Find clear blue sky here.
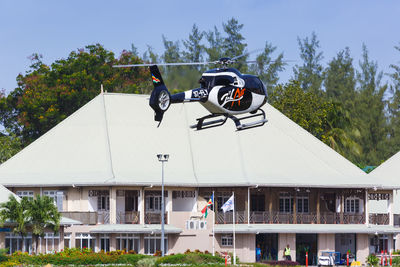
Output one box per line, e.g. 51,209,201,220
1,0,399,93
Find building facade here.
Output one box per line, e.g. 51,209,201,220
0,93,399,263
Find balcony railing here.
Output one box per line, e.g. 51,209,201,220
369,213,389,225
60,211,110,225
216,211,365,224
145,212,168,224
117,211,140,224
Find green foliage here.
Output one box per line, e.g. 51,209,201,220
0,44,150,145
366,254,379,265
155,252,224,266
0,248,9,262
0,131,22,163
0,195,30,252
9,248,149,265
138,257,157,267
293,32,324,93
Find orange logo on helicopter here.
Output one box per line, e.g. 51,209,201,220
231,88,246,107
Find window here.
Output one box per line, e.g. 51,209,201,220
64,233,71,249
145,192,167,212
5,233,32,254
217,192,231,211
297,195,309,213
100,234,110,252
144,235,167,255
125,191,139,212
16,191,34,200
116,234,140,252
75,233,96,251
221,234,233,246
44,191,64,211
98,195,110,211
279,192,293,213
44,233,60,253
345,197,360,213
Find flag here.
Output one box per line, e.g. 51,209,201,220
221,195,234,213
201,193,214,218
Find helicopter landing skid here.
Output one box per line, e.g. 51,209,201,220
228,109,268,131
191,109,267,131
190,114,228,130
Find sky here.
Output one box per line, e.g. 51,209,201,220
1,0,400,93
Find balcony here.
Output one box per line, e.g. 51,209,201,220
145,212,168,224
60,211,109,225
369,213,389,225
117,211,140,224
216,211,365,224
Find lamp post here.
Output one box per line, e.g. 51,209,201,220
157,154,169,257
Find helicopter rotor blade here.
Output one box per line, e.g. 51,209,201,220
113,61,214,68
230,48,264,62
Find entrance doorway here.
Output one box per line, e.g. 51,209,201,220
296,234,317,265
256,233,278,261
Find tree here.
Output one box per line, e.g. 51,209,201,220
28,195,60,254
353,44,387,166
222,18,248,72
0,195,30,252
205,26,224,62
0,131,22,164
387,43,400,156
0,44,150,145
183,24,205,64
269,80,359,158
293,32,324,93
249,41,285,95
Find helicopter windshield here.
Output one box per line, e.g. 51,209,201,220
199,76,214,89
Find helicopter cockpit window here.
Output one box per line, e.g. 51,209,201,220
214,75,234,86
199,76,214,89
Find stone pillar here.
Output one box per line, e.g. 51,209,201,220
388,234,393,253
356,234,369,263
317,233,335,257
59,227,65,252
139,188,145,224
109,187,117,224
269,189,273,223
110,233,117,251
278,233,296,261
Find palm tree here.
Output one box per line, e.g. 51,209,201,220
0,195,30,252
28,195,60,254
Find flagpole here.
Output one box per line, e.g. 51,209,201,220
233,191,236,265
212,191,215,256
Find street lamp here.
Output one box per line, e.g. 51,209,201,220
157,154,169,257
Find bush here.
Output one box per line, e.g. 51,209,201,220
261,260,301,266
137,257,157,267
0,248,9,262
156,252,224,266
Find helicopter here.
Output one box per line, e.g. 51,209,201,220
114,55,268,131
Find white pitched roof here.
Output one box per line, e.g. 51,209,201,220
369,151,400,189
0,93,376,188
0,184,18,203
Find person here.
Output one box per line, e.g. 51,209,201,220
284,244,292,261
256,244,262,262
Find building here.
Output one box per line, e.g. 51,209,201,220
0,93,398,263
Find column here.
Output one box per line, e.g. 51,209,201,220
110,233,117,251
388,234,393,253
139,188,145,224
293,192,297,224
166,189,172,224
269,189,273,223
246,187,249,225
109,187,117,224
365,190,369,224
340,194,344,224
317,191,321,224
356,234,369,263
59,227,65,252
389,192,394,226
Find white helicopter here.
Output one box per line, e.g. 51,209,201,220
114,55,268,130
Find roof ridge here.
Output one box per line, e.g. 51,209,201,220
101,93,116,183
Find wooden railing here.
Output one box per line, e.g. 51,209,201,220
216,211,365,224
117,211,140,224
144,212,168,224
60,211,109,225
369,213,389,225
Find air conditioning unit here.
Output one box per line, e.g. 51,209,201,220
186,220,197,230
198,221,207,230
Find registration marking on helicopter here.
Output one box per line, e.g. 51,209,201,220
193,89,208,98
